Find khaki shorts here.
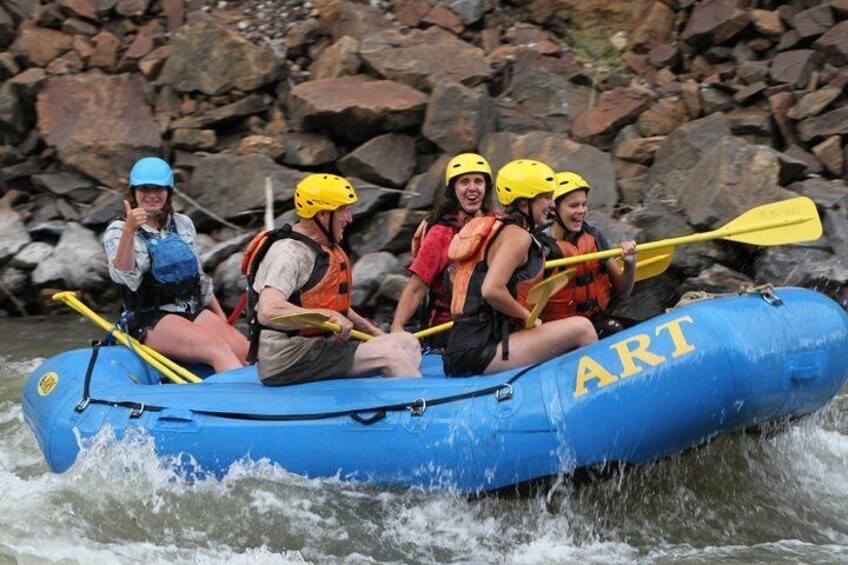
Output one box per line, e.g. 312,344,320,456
260,338,360,386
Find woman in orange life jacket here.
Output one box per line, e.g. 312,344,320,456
443,159,598,377
252,174,422,386
390,153,496,350
536,172,637,338
103,157,248,373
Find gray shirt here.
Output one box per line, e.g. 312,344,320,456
103,213,213,314
252,237,323,380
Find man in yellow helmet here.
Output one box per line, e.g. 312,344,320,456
535,171,636,337
249,174,422,385
391,153,496,350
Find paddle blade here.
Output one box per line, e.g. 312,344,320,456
270,311,333,328
268,312,373,341
527,267,575,306
720,197,822,246
632,246,674,281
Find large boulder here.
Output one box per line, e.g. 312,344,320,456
158,12,283,95
185,153,301,219
36,73,161,188
288,75,428,143
679,137,795,229
358,27,492,91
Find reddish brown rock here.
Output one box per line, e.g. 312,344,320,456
394,0,430,27
749,9,784,37
58,0,98,21
614,136,665,164
680,136,793,229
628,1,675,53
680,79,702,119
815,20,848,66
423,6,464,35
9,23,73,67
311,35,360,80
681,0,749,46
36,73,161,187
318,1,394,41
288,75,428,143
648,44,678,69
798,107,848,143
236,134,285,160
138,45,170,80
791,5,834,40
733,82,767,105
422,81,494,154
115,0,149,17
770,49,818,88
158,13,282,95
768,91,797,146
172,128,216,151
636,97,687,137
160,0,185,32
787,86,842,120
88,30,120,70
812,135,844,176
338,133,417,188
571,87,652,148
359,27,491,91
726,108,773,139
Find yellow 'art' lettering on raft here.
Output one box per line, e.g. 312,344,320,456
655,315,696,357
573,316,697,398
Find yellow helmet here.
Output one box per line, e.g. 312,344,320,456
444,153,492,186
494,159,557,206
553,171,590,202
294,174,358,219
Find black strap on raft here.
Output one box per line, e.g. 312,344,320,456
75,340,102,412
76,362,540,424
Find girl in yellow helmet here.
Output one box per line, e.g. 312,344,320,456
391,153,496,349
536,172,636,337
250,173,422,385
443,160,597,377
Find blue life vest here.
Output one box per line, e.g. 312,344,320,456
123,217,202,314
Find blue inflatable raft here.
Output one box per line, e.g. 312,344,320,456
22,288,848,493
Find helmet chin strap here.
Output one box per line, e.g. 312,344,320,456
313,211,336,246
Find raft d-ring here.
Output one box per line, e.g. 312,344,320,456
74,398,90,413
761,288,783,307
409,398,427,417
496,384,514,402
130,403,145,419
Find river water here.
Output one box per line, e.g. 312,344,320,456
1,315,846,564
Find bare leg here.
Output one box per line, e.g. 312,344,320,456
145,314,244,373
349,333,422,378
194,310,249,364
485,316,597,374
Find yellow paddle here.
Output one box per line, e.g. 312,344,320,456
53,291,202,384
545,197,822,270
525,250,674,328
269,313,456,341
269,312,375,341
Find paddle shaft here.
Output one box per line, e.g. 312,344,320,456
53,292,202,384
545,215,812,270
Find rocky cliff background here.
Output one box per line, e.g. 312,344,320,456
1,0,847,324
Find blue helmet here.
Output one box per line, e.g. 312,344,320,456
129,157,174,188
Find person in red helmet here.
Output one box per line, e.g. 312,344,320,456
391,153,497,350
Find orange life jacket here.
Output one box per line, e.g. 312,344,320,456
448,215,543,322
539,228,611,321
243,224,352,363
